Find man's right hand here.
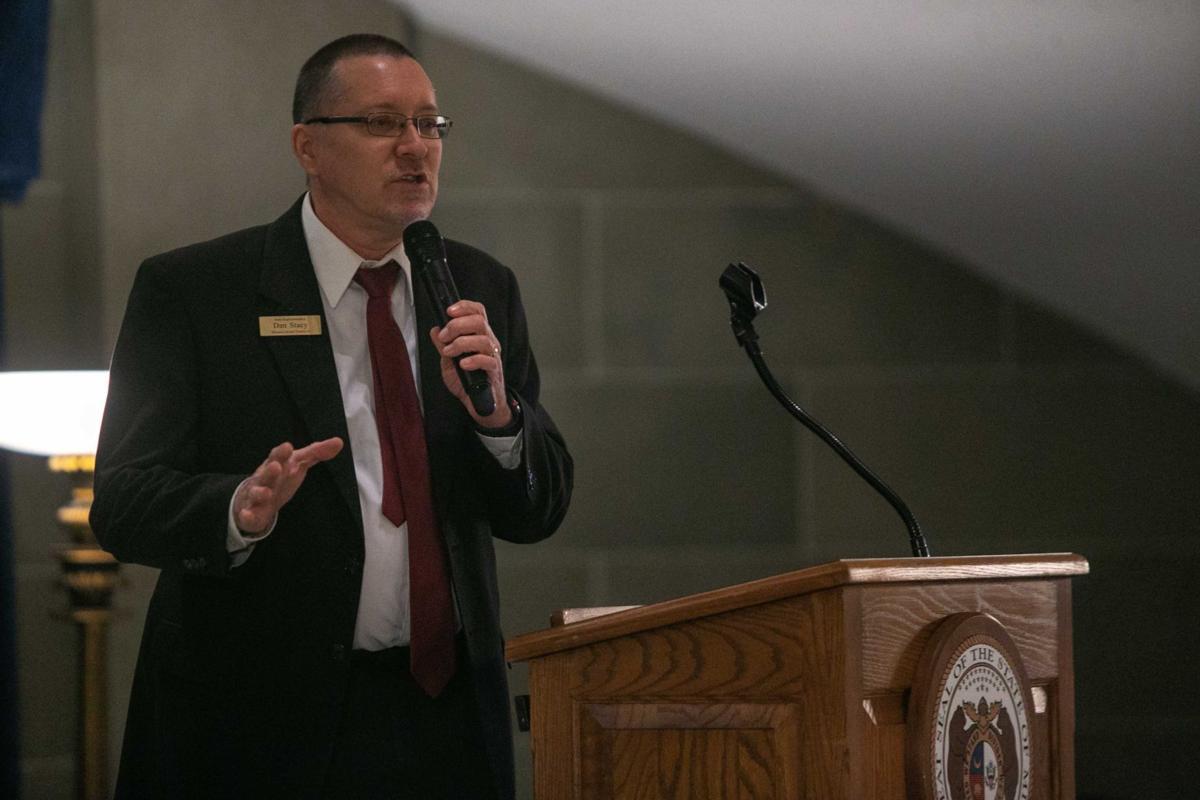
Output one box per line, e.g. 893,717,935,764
233,437,344,534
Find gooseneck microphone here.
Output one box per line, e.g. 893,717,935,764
719,261,931,558
403,220,496,417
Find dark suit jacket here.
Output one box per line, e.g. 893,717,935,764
90,197,572,799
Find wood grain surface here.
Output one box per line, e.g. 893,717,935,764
507,554,1086,663
857,578,1061,691
579,703,799,799
516,555,1086,799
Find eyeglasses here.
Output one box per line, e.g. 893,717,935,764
302,112,453,139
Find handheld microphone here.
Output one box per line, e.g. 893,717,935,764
403,220,496,417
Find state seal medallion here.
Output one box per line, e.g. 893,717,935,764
907,613,1033,800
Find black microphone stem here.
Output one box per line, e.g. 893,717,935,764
742,338,930,558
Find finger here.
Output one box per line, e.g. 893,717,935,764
248,442,292,491
291,436,344,467
274,437,345,507
244,484,276,510
237,500,276,533
234,485,276,532
249,458,284,493
237,507,264,530
457,351,504,373
445,299,488,320
266,442,294,466
437,333,498,360
436,314,491,343
429,325,444,348
432,326,496,369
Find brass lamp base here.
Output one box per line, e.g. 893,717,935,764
50,454,119,800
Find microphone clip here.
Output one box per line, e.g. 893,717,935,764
719,262,767,347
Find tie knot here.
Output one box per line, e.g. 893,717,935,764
354,261,401,298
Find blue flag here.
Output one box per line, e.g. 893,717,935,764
0,0,51,202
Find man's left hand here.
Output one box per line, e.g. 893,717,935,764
429,300,512,429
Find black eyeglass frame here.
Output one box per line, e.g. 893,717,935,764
302,112,453,139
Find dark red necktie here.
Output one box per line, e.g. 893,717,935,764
354,262,456,696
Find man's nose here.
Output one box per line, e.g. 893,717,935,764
393,122,428,156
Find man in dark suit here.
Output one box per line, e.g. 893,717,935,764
90,34,572,799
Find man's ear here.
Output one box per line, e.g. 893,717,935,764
291,123,318,177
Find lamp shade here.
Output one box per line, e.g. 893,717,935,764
0,370,109,456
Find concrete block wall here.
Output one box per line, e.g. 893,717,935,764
428,31,1200,799
2,3,1196,798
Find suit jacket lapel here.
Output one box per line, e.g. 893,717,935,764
413,266,460,522
256,198,363,532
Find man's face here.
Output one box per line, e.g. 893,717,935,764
295,55,442,248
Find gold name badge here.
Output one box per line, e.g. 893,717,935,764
258,315,322,336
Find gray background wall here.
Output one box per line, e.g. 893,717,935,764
2,1,1196,798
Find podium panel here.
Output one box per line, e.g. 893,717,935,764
578,702,799,799
507,554,1086,800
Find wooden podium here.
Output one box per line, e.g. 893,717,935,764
505,553,1088,799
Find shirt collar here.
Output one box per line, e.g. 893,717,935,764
301,193,412,308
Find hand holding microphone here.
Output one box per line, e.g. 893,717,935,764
404,220,511,426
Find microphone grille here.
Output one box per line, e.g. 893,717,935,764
402,219,442,259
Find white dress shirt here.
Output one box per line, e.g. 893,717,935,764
226,194,520,650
